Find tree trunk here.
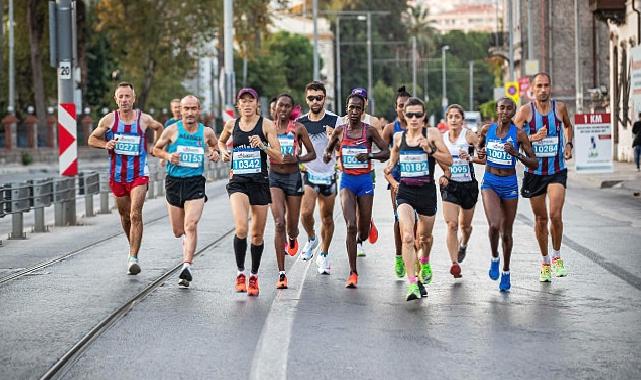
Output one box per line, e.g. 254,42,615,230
27,0,47,142
137,57,156,110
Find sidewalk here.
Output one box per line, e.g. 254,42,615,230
567,159,641,193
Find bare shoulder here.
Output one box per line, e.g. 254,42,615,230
97,113,115,129
224,119,235,131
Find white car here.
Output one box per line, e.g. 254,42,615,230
464,111,481,132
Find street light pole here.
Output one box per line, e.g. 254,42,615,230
508,0,514,81
411,36,417,96
8,0,15,114
574,0,583,113
312,0,319,80
335,16,342,110
442,45,449,116
469,60,474,110
366,12,374,115
224,0,235,110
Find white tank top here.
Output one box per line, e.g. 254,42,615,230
444,129,473,182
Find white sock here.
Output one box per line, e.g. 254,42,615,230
237,270,246,277
551,249,561,259
542,255,551,265
279,271,286,276
491,256,499,262
182,263,191,270
502,271,510,275
460,243,467,248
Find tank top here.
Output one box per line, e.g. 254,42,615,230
298,111,339,183
166,121,205,178
526,100,565,175
231,117,269,183
271,120,298,165
444,129,475,182
485,123,519,170
390,119,405,181
339,123,371,176
398,129,434,186
108,109,149,183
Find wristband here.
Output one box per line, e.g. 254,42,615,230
367,152,374,159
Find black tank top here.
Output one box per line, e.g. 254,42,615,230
231,117,269,183
398,129,435,186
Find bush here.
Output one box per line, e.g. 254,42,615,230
21,151,33,166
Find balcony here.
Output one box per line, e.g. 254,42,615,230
590,0,626,25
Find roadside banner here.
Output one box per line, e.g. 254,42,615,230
574,113,613,173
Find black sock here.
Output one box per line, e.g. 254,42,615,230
233,235,247,271
250,243,264,275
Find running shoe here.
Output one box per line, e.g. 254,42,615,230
301,237,318,261
539,264,552,282
394,255,406,278
178,266,192,288
235,273,247,293
457,245,467,263
417,280,428,298
127,256,141,275
488,258,500,280
248,275,260,296
345,272,358,288
499,272,511,292
286,239,299,257
316,253,331,275
357,242,366,257
406,283,421,301
276,273,288,289
368,219,379,244
450,263,462,278
419,262,432,284
552,257,567,277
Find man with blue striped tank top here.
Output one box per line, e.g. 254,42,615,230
514,73,574,283
153,95,220,288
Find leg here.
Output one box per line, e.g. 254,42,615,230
416,214,436,263
529,194,549,257
318,193,336,253
459,206,475,247
285,195,302,243
340,188,358,272
390,188,402,257
270,188,287,272
356,195,374,244
635,146,641,170
166,201,185,238
300,186,317,240
114,195,132,243
182,198,205,264
481,190,503,259
442,201,461,264
499,198,518,272
249,204,270,274
547,184,566,252
230,192,251,271
397,204,418,280
128,184,148,256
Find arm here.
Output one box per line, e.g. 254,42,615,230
323,125,343,164
427,128,453,167
218,119,234,162
142,114,164,148
511,129,539,170
558,102,574,159
88,114,115,150
259,119,283,163
464,129,485,165
204,127,220,161
366,126,390,161
383,133,401,191
295,123,316,163
475,124,490,165
152,126,179,165
513,104,529,128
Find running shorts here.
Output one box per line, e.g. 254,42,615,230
521,169,567,198
340,172,374,197
481,172,518,200
440,179,479,210
227,180,271,206
303,172,337,197
269,171,304,196
165,175,207,208
109,176,149,198
396,181,437,217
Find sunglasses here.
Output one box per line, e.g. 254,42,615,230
307,95,325,102
405,112,424,119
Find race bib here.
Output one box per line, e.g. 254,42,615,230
399,151,430,177
114,134,141,156
486,141,512,166
532,136,559,158
176,145,204,168
307,172,333,185
342,147,368,169
232,149,261,174
278,134,295,156
451,157,472,182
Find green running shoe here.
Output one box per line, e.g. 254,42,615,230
419,263,433,284
539,264,552,282
406,283,421,301
394,256,406,278
552,257,567,277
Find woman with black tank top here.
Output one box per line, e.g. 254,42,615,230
218,88,283,297
385,97,452,301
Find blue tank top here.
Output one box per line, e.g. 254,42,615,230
485,123,519,170
166,121,206,178
526,100,565,175
390,119,405,181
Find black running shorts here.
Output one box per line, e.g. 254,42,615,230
396,181,437,217
521,169,567,198
440,179,479,210
269,171,304,196
165,175,207,208
227,180,271,206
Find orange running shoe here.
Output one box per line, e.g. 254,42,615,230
450,263,462,278
368,219,379,244
276,273,288,289
248,275,260,296
235,273,247,293
286,239,299,256
345,272,358,288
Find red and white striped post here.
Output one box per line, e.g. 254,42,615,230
58,103,77,175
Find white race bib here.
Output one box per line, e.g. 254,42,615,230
114,134,141,156
486,141,512,166
233,149,261,174
176,145,204,168
532,136,559,158
278,135,295,156
451,157,472,182
307,172,333,185
342,147,368,169
399,151,430,177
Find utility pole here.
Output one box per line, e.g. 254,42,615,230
313,0,319,80
224,0,235,112
469,61,474,110
574,0,583,113
441,45,449,117
335,16,342,110
526,0,533,60
366,12,374,115
508,0,514,81
8,0,15,114
411,36,417,96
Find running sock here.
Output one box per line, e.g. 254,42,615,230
320,252,328,257
237,270,246,277
460,243,467,249
542,255,551,265
491,256,500,262
234,235,248,271
502,271,510,275
250,243,264,275
182,262,191,270
408,275,418,284
279,271,286,276
420,256,429,264
289,238,296,249
551,249,561,259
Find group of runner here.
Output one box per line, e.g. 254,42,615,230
88,72,573,301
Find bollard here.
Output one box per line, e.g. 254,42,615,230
6,182,30,239
99,192,110,214
54,201,64,226
147,178,156,199
9,212,26,240
33,207,47,232
64,178,77,226
30,178,53,232
2,114,18,150
85,194,94,217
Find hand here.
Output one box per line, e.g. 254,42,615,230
477,147,486,160
106,139,117,150
207,148,220,162
221,149,231,162
248,134,264,149
169,152,180,165
418,137,434,154
390,180,399,192
530,127,548,142
383,166,392,175
564,143,573,159
326,126,334,138
282,154,298,164
160,159,167,167
323,151,332,164
459,149,471,161
439,175,449,187
355,153,369,161
504,142,518,157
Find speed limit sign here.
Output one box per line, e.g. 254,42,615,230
59,61,72,80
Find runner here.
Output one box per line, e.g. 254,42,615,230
269,93,316,289
298,81,341,275
382,85,411,278
513,72,574,282
385,97,452,300
152,95,220,288
218,88,282,297
324,93,389,288
164,98,181,128
269,97,278,120
439,104,483,278
88,81,164,274
478,97,538,291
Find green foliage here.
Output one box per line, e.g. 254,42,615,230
21,151,33,166
479,99,497,121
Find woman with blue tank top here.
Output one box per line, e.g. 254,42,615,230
477,97,538,292
153,95,221,288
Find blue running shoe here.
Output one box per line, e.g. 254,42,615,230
488,258,500,280
499,272,511,292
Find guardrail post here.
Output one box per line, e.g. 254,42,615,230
9,212,26,240
33,207,47,232
157,170,165,196
64,177,77,226
54,201,64,226
6,182,30,240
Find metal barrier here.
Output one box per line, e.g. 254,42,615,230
78,172,100,217
53,177,77,227
4,182,31,239
29,177,54,232
98,174,111,214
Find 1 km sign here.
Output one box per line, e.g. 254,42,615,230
574,113,612,173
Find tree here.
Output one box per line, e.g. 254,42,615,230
403,3,437,58
27,0,47,133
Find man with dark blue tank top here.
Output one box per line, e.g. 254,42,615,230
385,97,452,301
382,85,411,279
478,97,538,292
218,88,282,297
153,95,220,288
164,99,181,128
298,81,342,274
514,73,574,282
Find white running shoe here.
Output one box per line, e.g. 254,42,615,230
301,237,318,261
357,242,366,257
316,253,331,274
127,256,141,275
